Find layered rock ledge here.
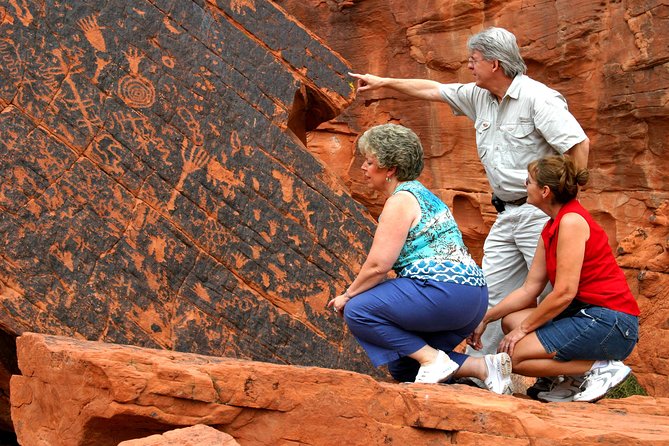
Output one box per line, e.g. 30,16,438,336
11,333,669,445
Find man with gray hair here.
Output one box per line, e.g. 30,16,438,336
350,27,589,397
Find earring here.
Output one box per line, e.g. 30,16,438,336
385,176,391,182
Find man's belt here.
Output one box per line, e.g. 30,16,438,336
491,195,527,213
506,196,528,206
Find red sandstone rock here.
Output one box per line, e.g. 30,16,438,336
117,424,239,446
1,4,667,444
0,0,379,399
616,202,669,396
11,333,669,445
276,0,669,396
0,0,386,436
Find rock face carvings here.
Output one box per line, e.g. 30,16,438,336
275,0,669,396
1,3,668,444
0,0,380,432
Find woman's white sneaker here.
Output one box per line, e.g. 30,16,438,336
414,350,459,384
572,360,631,403
483,352,512,394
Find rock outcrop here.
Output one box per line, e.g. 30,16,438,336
275,0,669,396
2,1,668,442
0,0,381,434
0,1,378,370
11,333,669,445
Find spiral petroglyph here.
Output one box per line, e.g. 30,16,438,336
118,76,155,108
118,47,155,108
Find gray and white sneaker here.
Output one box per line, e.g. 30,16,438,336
483,352,512,394
537,375,585,402
527,376,559,400
572,361,631,403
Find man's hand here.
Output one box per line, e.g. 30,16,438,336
348,72,384,93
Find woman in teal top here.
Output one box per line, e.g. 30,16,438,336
328,124,510,393
393,180,486,286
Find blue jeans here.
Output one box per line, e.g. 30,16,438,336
343,278,488,382
536,306,638,361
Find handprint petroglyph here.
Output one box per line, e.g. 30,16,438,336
78,14,107,52
166,139,212,211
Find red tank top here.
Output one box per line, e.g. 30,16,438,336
542,200,640,316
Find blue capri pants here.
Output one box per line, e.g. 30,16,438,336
343,278,488,382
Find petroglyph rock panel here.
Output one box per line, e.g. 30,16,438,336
0,0,378,417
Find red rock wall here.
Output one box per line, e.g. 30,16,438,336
275,0,669,396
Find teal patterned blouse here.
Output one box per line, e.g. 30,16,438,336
390,181,486,287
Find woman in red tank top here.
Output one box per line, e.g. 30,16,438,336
468,155,639,403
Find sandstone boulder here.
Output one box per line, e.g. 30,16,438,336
11,333,669,445
0,0,381,434
0,0,377,379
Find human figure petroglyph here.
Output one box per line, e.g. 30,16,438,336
294,188,316,234
8,0,33,26
51,48,100,136
77,14,106,52
91,56,110,85
118,47,155,109
177,108,204,147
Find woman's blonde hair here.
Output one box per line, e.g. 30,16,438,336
357,124,424,181
528,155,589,204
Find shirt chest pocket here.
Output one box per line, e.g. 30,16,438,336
500,121,536,141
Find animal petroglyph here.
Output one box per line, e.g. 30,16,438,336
230,0,256,14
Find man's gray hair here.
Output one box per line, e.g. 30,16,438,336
468,27,527,78
357,124,424,181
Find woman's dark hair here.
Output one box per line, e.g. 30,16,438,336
528,155,589,204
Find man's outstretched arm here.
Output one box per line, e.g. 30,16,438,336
349,72,444,102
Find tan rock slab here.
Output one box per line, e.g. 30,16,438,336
11,333,669,446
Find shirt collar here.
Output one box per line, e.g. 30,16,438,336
483,74,524,103
504,74,524,100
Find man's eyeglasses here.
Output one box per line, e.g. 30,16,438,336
468,57,485,65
